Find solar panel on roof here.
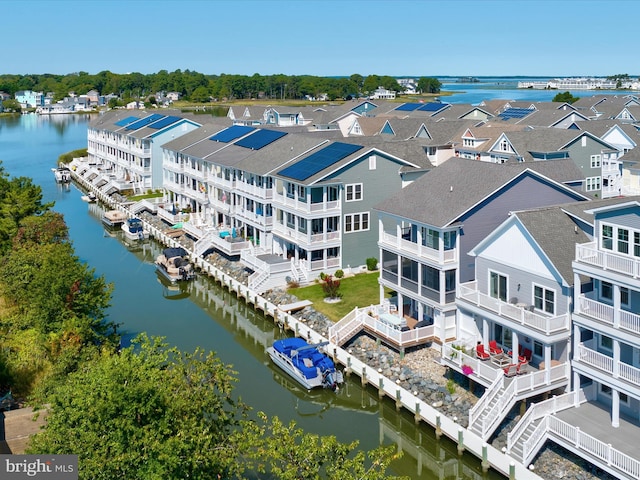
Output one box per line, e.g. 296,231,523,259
114,116,139,127
498,108,534,120
417,102,447,112
395,103,421,111
277,142,363,181
147,115,181,129
235,129,287,150
209,125,255,143
125,113,165,130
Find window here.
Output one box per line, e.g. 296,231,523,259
422,227,439,249
621,286,629,306
618,228,629,254
600,384,629,404
534,285,555,314
602,224,613,250
422,265,439,291
369,155,376,170
490,271,507,302
599,334,613,351
344,212,369,233
345,183,363,202
443,231,456,250
586,176,601,191
590,154,601,168
601,281,613,301
634,232,640,257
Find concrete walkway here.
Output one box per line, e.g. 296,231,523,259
0,407,47,454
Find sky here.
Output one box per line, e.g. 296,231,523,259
4,0,639,78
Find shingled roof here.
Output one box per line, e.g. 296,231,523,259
374,156,587,228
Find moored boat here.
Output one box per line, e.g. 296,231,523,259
52,166,72,183
81,191,97,203
102,209,127,227
121,217,149,241
155,247,195,283
267,338,343,391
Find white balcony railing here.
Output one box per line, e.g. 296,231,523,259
576,343,640,388
379,231,457,264
458,281,570,334
272,192,340,214
272,223,340,246
577,295,640,336
575,242,640,278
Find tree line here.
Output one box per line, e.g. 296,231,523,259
0,162,403,479
0,71,442,103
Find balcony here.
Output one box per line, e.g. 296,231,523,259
575,242,640,278
272,222,340,247
235,181,273,200
575,294,640,336
575,342,640,390
458,281,570,335
272,191,340,215
379,231,456,264
235,209,274,229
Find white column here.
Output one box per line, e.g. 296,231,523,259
613,284,621,328
511,331,519,363
573,371,581,405
439,270,446,305
613,339,620,378
612,388,620,428
545,344,552,383
482,318,489,346
396,292,404,320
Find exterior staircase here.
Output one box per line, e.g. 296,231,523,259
468,375,518,440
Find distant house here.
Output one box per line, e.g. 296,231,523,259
15,90,44,108
370,86,396,100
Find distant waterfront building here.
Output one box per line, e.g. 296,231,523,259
518,78,620,90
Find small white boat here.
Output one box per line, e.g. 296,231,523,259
81,191,97,203
102,209,127,227
52,166,72,183
121,217,149,241
155,247,195,283
267,338,343,391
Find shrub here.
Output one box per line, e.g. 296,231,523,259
366,257,378,271
319,272,327,281
287,279,300,289
334,269,344,279
322,275,342,299
446,379,456,394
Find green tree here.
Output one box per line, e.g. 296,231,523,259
0,241,113,336
1,99,22,112
417,77,442,94
239,413,404,480
0,169,53,251
190,86,211,103
28,335,248,480
552,91,579,104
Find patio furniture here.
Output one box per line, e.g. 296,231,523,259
491,354,511,368
503,364,518,377
516,360,529,375
476,344,490,360
489,340,503,355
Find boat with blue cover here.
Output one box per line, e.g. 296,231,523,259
267,338,343,391
121,217,149,241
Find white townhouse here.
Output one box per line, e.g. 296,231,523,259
86,110,201,194
571,199,640,428
453,206,581,441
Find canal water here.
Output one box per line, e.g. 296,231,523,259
1,112,505,479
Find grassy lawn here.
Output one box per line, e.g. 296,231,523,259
287,272,392,322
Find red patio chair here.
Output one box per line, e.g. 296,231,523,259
476,344,490,360
489,340,503,355
516,360,529,375
503,363,518,377
521,348,532,362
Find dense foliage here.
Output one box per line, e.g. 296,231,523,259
552,91,580,104
0,71,441,102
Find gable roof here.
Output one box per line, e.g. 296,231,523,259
513,206,590,286
373,157,588,228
